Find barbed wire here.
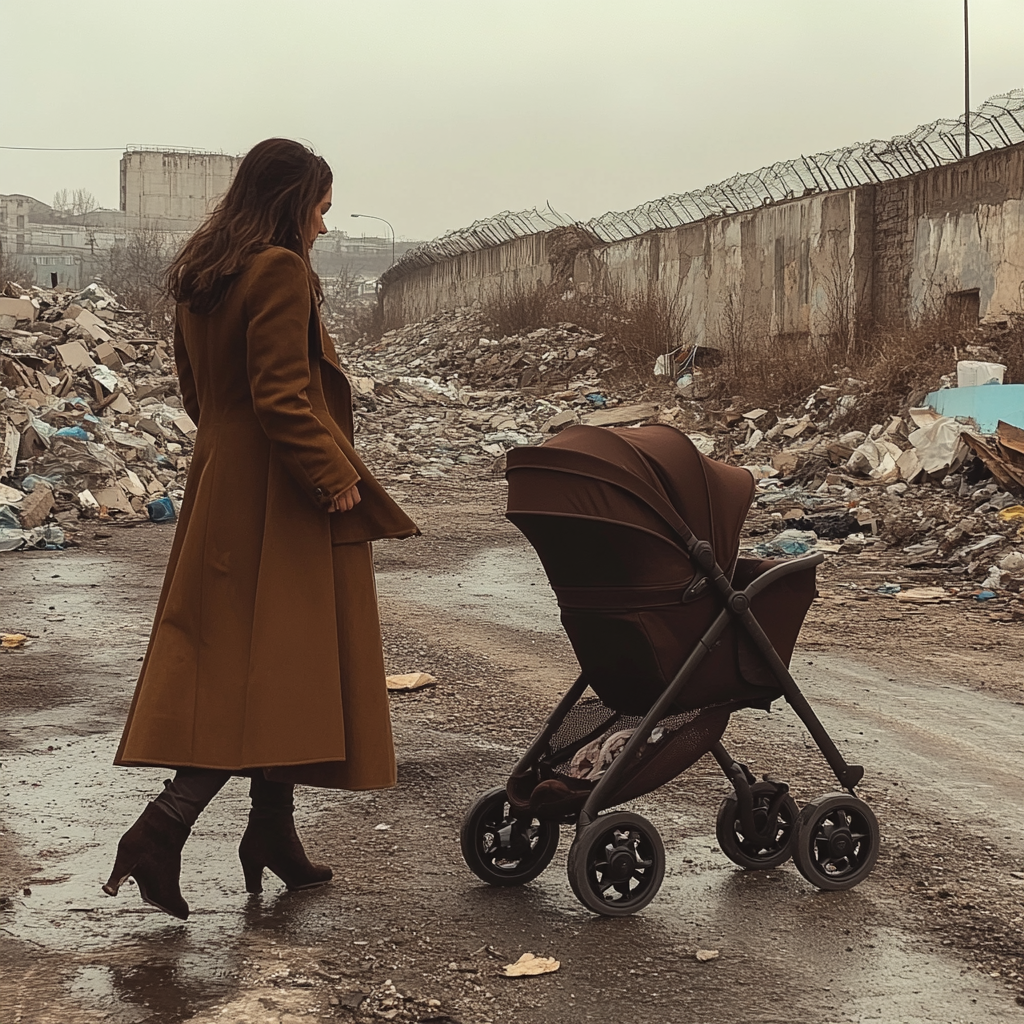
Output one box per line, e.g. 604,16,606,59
383,89,1024,286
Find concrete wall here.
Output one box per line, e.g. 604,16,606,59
383,142,1024,342
119,150,241,229
384,191,867,348
384,232,552,324
872,147,1024,323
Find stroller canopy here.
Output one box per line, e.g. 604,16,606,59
506,424,755,592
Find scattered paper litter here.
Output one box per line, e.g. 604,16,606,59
502,953,560,977
386,672,437,692
1,633,29,648
695,949,720,962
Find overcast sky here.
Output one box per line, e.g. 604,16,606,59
3,0,1022,241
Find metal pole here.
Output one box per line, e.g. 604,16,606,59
964,0,971,158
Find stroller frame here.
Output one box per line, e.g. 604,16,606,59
510,539,862,832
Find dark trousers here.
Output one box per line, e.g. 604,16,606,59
153,769,294,829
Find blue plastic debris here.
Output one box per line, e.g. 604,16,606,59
751,528,817,558
876,583,902,596
21,474,61,492
974,590,997,601
585,393,607,407
146,496,176,523
55,426,90,440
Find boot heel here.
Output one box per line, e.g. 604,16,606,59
102,869,131,898
241,857,265,894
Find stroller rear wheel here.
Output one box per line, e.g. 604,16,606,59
716,781,799,870
792,793,880,891
567,811,666,917
460,787,559,886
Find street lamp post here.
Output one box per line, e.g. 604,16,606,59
350,213,395,269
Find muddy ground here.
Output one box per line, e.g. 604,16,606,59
2,470,1024,1024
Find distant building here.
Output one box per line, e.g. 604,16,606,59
0,146,240,288
120,148,242,229
2,147,421,291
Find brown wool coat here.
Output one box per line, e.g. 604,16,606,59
114,247,418,786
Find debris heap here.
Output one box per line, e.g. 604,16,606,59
0,282,189,551
327,306,656,481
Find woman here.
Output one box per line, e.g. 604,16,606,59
103,138,418,920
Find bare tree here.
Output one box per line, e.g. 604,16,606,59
0,244,29,287
53,188,98,217
102,228,178,315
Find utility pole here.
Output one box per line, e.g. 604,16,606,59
964,0,971,157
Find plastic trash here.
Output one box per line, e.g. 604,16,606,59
77,282,119,307
0,506,21,529
653,354,673,377
146,496,176,523
584,393,607,407
21,474,62,493
55,426,90,441
0,523,64,552
88,364,120,393
981,566,1005,591
957,360,1005,388
28,415,57,442
773,529,817,555
876,583,902,596
974,590,997,601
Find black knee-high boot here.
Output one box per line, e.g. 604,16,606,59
238,775,332,893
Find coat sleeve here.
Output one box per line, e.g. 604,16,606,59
244,249,360,508
173,316,201,425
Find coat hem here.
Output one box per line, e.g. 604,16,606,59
114,754,351,771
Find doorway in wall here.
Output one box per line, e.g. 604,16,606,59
945,288,981,327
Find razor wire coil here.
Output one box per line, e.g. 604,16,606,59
383,89,1024,287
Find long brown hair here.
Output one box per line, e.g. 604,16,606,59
167,138,332,314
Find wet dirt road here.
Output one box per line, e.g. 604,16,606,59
2,481,1024,1024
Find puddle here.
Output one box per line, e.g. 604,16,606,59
68,958,234,1023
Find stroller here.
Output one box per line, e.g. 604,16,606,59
460,424,879,916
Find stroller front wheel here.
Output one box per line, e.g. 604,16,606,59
716,782,800,870
567,811,666,917
460,787,560,886
792,793,880,891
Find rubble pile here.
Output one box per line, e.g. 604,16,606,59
328,306,657,481
6,275,1024,607
0,282,189,551
679,369,1024,600
334,305,1024,601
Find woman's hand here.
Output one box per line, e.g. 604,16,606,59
328,483,361,513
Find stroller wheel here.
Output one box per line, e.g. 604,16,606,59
567,812,666,917
460,787,559,886
792,793,880,891
716,782,800,870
